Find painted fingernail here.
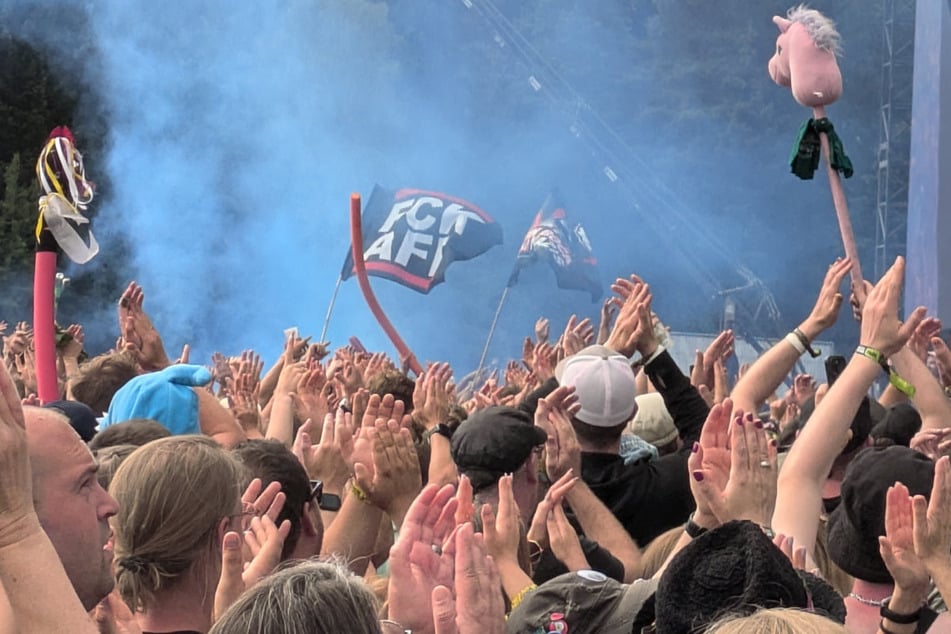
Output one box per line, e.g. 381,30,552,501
754,419,763,429
770,439,777,447
692,471,704,482
746,412,754,423
736,416,744,427
692,442,699,453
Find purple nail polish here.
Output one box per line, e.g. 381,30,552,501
754,419,764,429
746,412,755,423
693,471,704,482
770,439,777,447
692,442,699,453
736,416,744,427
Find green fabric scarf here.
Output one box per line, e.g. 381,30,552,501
788,117,853,180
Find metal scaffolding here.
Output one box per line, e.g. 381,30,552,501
874,0,917,280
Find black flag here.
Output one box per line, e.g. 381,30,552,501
342,185,503,293
507,194,602,301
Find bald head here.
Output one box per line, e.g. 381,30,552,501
24,406,119,610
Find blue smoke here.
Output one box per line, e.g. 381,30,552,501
11,0,888,372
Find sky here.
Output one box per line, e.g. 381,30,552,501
8,0,900,372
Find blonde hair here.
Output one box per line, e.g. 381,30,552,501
639,525,684,579
705,608,848,633
110,436,247,611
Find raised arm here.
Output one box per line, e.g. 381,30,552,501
731,258,851,415
0,357,98,632
772,257,925,561
890,344,951,432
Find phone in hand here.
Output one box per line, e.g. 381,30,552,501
825,355,847,386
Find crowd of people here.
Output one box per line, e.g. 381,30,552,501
1,255,951,633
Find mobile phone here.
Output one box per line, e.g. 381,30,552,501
825,355,847,386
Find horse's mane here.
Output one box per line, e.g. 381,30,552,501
787,4,842,56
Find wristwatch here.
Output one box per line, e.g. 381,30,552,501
424,422,453,441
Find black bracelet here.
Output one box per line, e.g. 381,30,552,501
684,513,708,539
880,598,922,624
793,328,821,358
878,619,901,634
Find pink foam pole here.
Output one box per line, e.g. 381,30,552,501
33,251,59,403
813,105,866,305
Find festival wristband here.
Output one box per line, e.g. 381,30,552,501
784,332,806,356
855,346,916,398
793,328,821,358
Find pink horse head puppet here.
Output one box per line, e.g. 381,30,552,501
767,5,866,309
768,5,842,108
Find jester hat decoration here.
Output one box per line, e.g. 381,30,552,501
35,126,99,263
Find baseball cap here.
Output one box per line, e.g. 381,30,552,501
555,345,637,427
628,392,677,447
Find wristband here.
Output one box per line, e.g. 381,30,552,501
784,332,806,356
380,619,411,634
685,512,708,539
349,481,370,503
880,598,922,624
878,620,901,634
855,346,917,398
793,328,821,358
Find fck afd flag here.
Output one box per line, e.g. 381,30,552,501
341,185,503,293
507,194,602,302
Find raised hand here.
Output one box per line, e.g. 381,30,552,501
534,318,550,345
388,484,458,634
527,470,578,551
295,366,331,429
690,408,777,527
0,358,33,546
605,275,655,358
535,387,582,481
353,419,422,526
800,258,851,338
880,483,931,599
431,523,505,634
59,323,84,360
293,411,353,494
414,362,455,431
861,257,926,357
547,502,589,571
559,315,595,358
910,428,951,462
597,298,618,345
117,281,171,371
480,475,522,566
908,317,943,362
912,456,951,571
931,337,951,388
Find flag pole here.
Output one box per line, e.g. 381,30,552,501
318,274,342,344
477,285,510,372
349,193,423,376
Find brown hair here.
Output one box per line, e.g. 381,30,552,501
70,351,139,415
110,436,247,611
88,418,171,450
366,370,415,412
